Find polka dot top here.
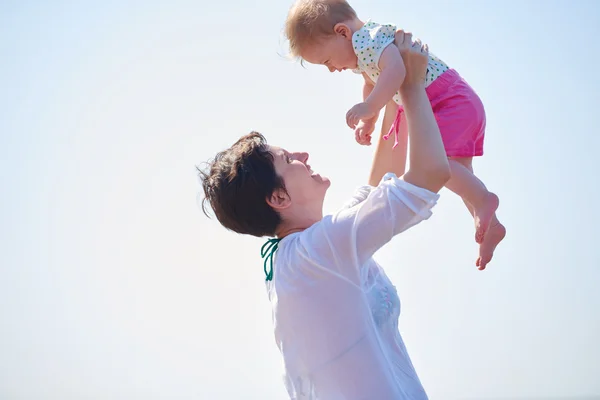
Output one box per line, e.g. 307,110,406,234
352,20,450,105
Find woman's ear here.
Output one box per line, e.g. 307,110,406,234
266,188,291,211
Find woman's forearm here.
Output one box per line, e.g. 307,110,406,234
401,85,450,192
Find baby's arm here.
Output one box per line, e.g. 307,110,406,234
364,44,406,112
354,75,380,145
346,44,406,128
363,76,374,101
361,74,378,124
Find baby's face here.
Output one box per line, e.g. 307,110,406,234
301,34,357,72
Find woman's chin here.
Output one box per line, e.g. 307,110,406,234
312,173,330,184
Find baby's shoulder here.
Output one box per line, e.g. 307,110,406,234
352,20,396,53
352,20,398,69
355,20,397,40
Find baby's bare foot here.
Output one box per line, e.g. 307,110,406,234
476,222,506,270
474,192,499,244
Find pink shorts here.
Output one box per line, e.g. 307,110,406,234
385,69,486,158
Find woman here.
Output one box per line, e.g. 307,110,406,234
200,33,450,399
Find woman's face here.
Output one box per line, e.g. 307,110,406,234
269,145,330,211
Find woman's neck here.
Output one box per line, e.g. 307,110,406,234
275,215,322,239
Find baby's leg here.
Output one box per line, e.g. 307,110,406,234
447,158,505,270
446,157,498,244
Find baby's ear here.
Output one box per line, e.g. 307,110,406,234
333,23,352,39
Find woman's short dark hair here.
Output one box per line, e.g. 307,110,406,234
199,132,285,237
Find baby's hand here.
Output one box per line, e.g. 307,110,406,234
355,119,375,146
346,102,377,129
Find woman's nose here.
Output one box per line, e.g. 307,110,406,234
298,152,309,163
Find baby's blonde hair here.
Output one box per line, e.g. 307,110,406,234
285,0,357,57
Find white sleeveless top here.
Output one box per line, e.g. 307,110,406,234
352,20,450,105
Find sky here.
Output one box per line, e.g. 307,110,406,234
1,0,599,399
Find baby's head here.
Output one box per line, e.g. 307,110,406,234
285,0,361,72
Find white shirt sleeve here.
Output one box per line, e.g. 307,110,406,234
306,173,438,284
340,185,374,210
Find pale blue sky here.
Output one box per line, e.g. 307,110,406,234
1,0,599,399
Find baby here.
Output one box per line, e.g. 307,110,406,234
284,0,505,269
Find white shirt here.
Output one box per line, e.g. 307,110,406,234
266,173,439,399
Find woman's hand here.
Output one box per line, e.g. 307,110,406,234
394,30,429,88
